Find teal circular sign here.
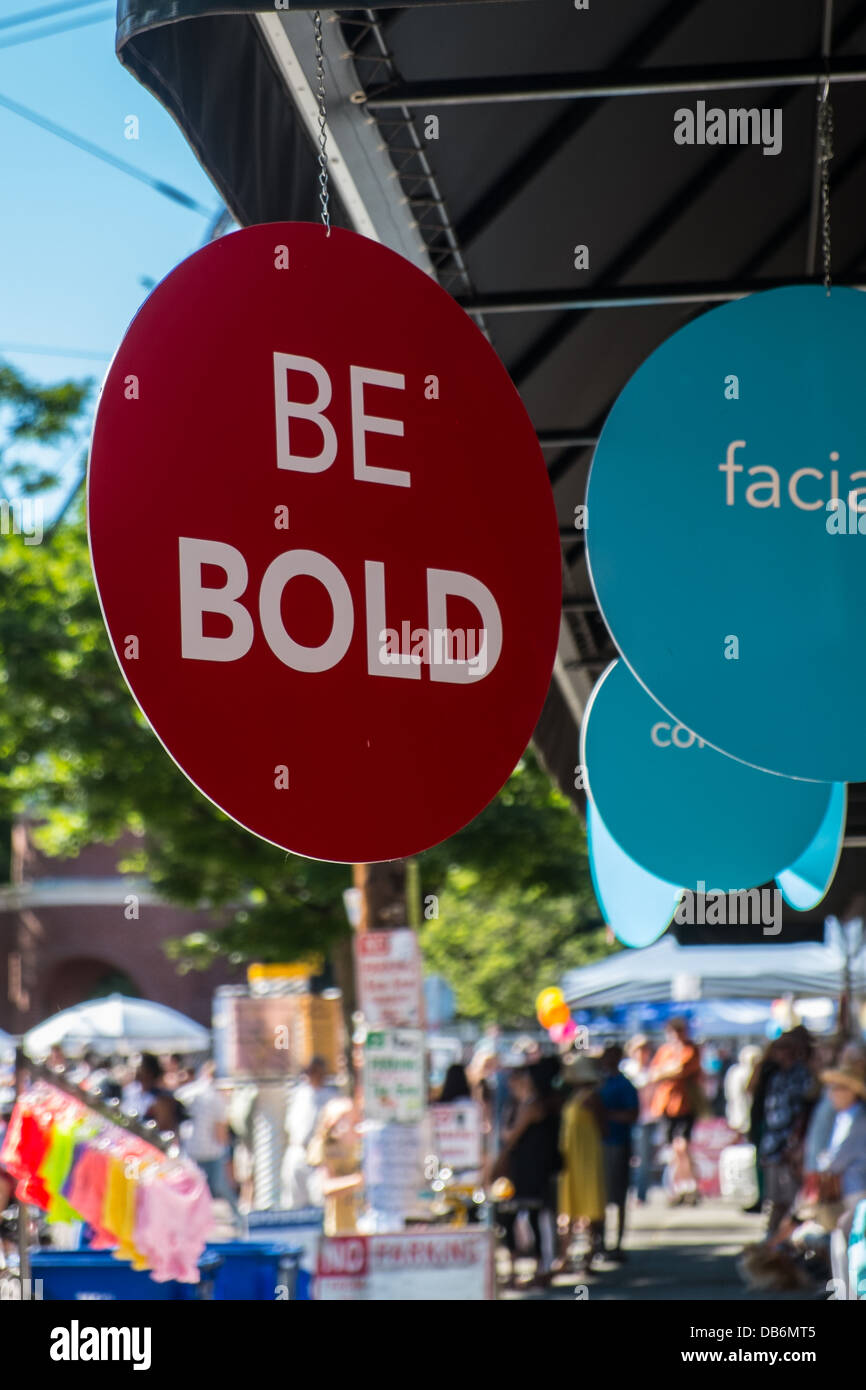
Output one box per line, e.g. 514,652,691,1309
587,285,866,782
587,800,680,949
776,781,847,911
581,661,832,890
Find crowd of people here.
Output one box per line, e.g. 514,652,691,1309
442,1019,866,1295
3,1018,866,1298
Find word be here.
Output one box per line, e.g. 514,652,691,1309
674,882,781,936
674,102,782,156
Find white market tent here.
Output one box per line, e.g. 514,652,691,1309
24,994,209,1058
562,935,866,1010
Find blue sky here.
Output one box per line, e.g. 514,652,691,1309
0,1,223,499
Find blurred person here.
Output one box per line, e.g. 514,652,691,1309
760,1053,866,1296
177,1060,237,1213
438,1063,471,1103
759,1032,817,1236
122,1053,163,1117
307,1094,363,1236
281,1057,337,1209
623,1035,656,1204
598,1044,638,1258
649,1018,703,1204
124,1053,186,1133
47,1044,66,1073
163,1054,192,1090
725,1044,763,1136
493,1067,560,1289
802,1040,850,1174
556,1052,606,1272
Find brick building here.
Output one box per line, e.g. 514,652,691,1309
0,823,245,1035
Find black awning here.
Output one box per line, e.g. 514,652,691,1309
117,0,500,47
116,6,335,228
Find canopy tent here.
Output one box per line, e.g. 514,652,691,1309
562,934,866,1010
24,994,210,1058
113,0,866,934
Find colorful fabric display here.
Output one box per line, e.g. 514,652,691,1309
0,1081,212,1284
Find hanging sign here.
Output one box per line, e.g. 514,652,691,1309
88,223,560,862
586,285,866,782
581,660,832,891
363,1028,426,1123
586,800,680,949
355,929,424,1029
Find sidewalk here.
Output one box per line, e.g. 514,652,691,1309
502,1192,823,1301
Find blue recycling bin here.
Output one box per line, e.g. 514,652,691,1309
205,1242,302,1300
30,1250,223,1301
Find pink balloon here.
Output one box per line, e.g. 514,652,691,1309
548,1022,566,1043
560,1020,578,1044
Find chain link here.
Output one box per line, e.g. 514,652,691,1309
818,82,834,294
313,10,331,237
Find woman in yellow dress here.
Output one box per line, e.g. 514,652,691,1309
557,1053,607,1272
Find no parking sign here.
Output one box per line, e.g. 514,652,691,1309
88,224,560,862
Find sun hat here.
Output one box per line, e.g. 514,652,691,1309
820,1061,866,1101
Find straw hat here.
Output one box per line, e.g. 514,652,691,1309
820,1060,866,1101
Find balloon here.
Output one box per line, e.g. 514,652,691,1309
559,1019,578,1045
540,1000,570,1030
536,987,564,1023
548,1022,567,1043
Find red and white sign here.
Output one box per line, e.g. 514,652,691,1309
316,1231,493,1301
430,1100,483,1173
356,928,423,1028
88,224,561,863
690,1117,740,1198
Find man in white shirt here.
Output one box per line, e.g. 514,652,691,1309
281,1057,337,1209
177,1060,237,1212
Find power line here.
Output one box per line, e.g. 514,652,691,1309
0,1,107,33
0,9,113,50
0,90,214,215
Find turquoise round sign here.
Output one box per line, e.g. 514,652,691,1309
586,285,866,782
581,661,832,890
776,781,847,912
587,800,680,949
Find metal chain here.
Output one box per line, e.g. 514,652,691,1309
818,80,834,294
313,11,331,237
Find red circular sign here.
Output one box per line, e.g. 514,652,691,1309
88,224,561,862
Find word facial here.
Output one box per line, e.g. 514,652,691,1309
378,625,488,677
0,497,43,545
719,441,865,512
674,102,782,156
674,882,781,936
